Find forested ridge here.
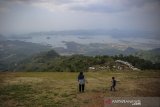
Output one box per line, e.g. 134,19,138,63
8,50,160,72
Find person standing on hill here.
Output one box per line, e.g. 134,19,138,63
110,77,116,91
78,72,86,92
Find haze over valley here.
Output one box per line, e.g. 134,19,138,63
7,29,160,51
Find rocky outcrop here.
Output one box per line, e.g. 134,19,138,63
115,60,140,71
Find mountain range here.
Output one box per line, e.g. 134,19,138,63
0,33,160,71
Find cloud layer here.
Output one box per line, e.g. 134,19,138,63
0,0,160,34
1,0,160,13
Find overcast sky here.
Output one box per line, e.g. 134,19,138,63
0,0,160,34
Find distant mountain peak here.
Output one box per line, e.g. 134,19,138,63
45,50,59,58
123,47,138,55
125,47,136,51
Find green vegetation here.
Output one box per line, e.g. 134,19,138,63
12,50,160,72
135,48,160,63
0,71,160,107
0,40,51,71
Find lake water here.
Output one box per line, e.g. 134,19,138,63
9,34,160,50
12,35,120,48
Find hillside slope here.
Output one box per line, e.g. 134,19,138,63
0,39,51,71
14,50,160,72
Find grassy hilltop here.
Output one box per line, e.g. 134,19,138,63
0,70,160,107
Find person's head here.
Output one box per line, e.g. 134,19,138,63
112,77,115,80
80,72,83,75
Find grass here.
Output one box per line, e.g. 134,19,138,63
0,70,160,107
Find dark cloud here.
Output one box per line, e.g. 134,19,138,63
125,0,160,7
70,0,160,13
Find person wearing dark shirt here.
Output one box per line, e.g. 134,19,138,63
110,77,116,91
78,72,86,92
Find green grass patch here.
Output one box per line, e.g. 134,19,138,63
0,70,160,107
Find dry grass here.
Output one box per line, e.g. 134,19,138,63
0,70,160,107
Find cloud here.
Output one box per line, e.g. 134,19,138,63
1,0,159,13
34,0,160,13
0,0,73,12
0,0,160,34
70,0,160,13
